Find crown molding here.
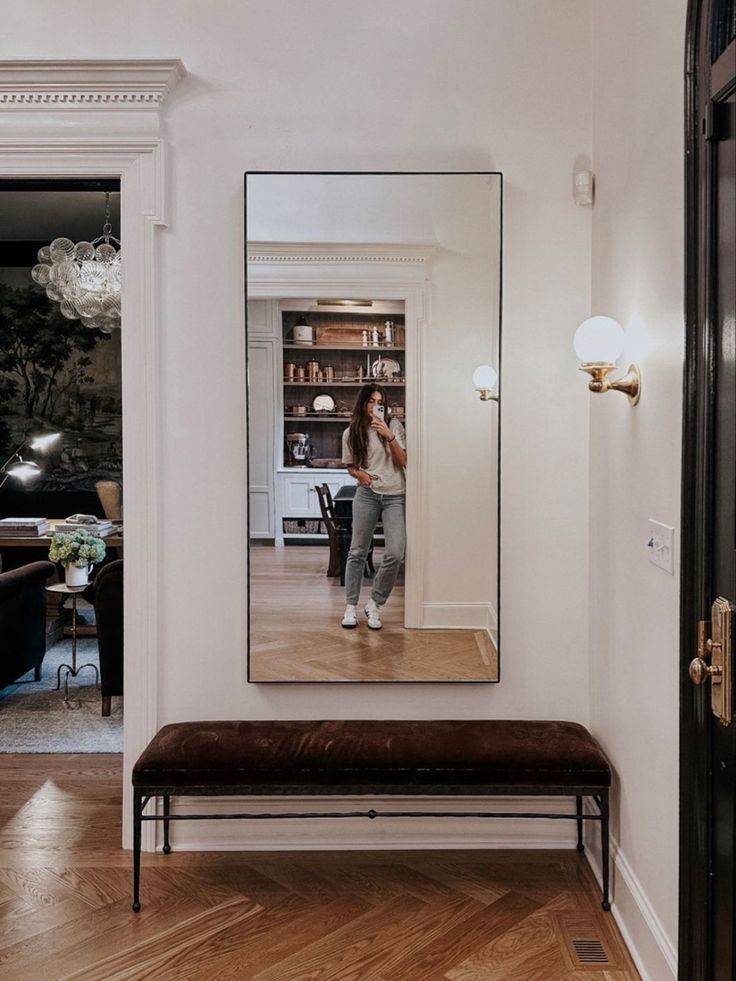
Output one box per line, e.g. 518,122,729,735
0,59,186,109
247,242,436,265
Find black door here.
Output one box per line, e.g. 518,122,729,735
710,72,736,978
681,2,736,978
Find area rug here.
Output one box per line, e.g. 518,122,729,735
0,637,123,753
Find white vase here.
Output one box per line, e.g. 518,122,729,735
65,564,90,588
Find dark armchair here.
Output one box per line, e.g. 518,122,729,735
83,559,123,716
0,560,55,688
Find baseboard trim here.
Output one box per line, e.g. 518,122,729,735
422,602,496,632
156,794,579,852
584,816,677,980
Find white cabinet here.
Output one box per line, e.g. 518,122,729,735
247,299,281,540
276,469,356,544
247,336,278,539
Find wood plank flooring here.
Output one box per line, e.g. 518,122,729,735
249,545,498,682
0,755,640,980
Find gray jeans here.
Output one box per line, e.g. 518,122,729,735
345,486,406,607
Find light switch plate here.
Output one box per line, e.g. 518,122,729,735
647,519,675,575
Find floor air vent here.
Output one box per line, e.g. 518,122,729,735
572,938,609,964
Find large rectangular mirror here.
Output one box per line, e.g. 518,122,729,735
246,172,501,682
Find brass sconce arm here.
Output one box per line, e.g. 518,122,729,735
579,363,641,405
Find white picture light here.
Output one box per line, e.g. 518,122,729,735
29,433,61,453
6,461,42,482
573,317,641,405
0,431,61,490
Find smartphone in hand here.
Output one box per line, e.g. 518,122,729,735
372,404,385,423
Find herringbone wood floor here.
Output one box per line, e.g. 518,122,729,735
250,546,498,682
0,755,640,980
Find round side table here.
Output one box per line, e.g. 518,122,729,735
46,582,100,703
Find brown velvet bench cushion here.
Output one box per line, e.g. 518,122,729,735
131,720,611,913
133,719,611,792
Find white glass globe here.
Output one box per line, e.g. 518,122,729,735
472,364,498,391
573,316,625,364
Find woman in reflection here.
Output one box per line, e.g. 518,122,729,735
341,383,407,630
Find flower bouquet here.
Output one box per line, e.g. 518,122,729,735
49,529,106,587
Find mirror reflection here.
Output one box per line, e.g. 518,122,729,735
246,173,501,682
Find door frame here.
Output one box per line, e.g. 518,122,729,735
0,59,184,849
0,140,162,848
680,1,735,974
246,242,432,629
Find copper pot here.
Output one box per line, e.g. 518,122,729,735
285,362,296,381
306,359,320,381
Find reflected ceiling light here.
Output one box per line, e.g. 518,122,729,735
472,364,498,402
573,316,641,405
31,191,121,333
316,299,373,307
0,431,61,490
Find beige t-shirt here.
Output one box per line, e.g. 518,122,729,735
342,419,406,495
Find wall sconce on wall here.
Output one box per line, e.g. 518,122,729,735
573,317,641,406
472,365,498,402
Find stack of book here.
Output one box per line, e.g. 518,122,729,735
0,517,51,536
54,517,115,537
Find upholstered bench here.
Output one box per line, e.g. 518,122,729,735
131,719,611,912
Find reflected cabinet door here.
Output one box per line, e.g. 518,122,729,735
247,340,276,538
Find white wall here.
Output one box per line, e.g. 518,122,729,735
588,2,685,978
0,0,618,908
1,0,594,721
247,172,500,617
2,1,689,977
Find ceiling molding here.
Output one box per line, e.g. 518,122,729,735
0,59,186,109
247,242,436,265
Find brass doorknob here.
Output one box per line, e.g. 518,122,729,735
690,657,723,685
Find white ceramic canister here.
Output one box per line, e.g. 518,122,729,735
293,316,314,345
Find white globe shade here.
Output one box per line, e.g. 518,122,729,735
472,364,498,390
573,316,625,364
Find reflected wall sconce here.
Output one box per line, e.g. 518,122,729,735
472,365,499,402
573,316,641,406
0,432,61,491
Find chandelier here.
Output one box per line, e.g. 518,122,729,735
31,192,121,333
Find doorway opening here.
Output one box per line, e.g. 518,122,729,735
0,178,124,752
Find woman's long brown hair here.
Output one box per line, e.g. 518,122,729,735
346,383,391,469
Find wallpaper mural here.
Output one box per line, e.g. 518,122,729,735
0,268,122,493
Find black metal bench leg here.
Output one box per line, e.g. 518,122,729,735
601,790,611,911
575,795,584,852
163,794,171,854
132,790,142,912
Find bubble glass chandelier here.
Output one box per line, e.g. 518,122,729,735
31,192,121,333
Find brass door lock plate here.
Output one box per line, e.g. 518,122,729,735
690,598,733,726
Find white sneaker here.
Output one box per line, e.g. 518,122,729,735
341,605,358,629
364,599,383,630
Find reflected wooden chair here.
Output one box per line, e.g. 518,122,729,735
315,484,340,577
315,484,373,579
